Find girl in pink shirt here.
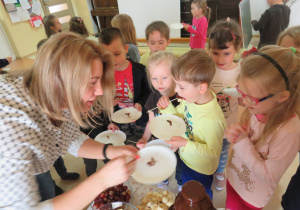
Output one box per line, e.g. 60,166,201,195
225,46,300,210
183,0,210,49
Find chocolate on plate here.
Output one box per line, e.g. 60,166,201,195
147,157,157,167
167,120,172,126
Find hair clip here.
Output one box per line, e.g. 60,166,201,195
290,47,296,54
231,32,236,39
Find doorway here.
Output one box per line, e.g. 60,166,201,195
41,0,75,31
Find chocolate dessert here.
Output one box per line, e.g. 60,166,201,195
169,181,215,210
167,120,172,126
147,157,157,167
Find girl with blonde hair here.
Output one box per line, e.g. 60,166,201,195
225,46,300,209
0,32,138,209
277,25,300,51
111,14,140,62
136,51,182,190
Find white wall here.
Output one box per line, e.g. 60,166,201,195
118,0,180,38
250,0,300,35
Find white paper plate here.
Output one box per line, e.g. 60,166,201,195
221,88,239,97
112,107,142,124
145,139,176,152
170,23,183,29
131,146,177,184
94,130,126,146
149,114,186,141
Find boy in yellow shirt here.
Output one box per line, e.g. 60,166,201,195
157,49,226,198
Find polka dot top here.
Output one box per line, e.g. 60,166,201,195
0,75,87,208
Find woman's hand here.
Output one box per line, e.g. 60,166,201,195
225,122,250,144
106,145,139,160
96,156,136,190
157,96,170,109
134,103,142,112
108,123,119,132
136,138,148,149
165,136,187,148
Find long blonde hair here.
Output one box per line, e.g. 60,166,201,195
277,26,300,48
239,45,300,143
146,51,176,90
23,32,115,127
111,14,138,45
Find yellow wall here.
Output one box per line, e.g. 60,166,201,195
0,0,93,58
0,1,46,58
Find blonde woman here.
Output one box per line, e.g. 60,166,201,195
111,14,140,62
0,32,137,209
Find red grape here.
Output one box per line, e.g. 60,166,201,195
93,183,131,209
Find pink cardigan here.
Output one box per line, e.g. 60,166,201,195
187,16,208,49
227,115,300,208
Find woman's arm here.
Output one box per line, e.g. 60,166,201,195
77,138,138,160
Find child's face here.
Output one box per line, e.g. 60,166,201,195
102,38,129,71
280,35,299,50
191,3,203,18
147,30,170,53
82,58,103,112
51,17,62,33
209,44,237,70
149,62,175,96
174,80,204,104
238,77,278,115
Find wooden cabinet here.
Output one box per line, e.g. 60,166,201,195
91,0,119,33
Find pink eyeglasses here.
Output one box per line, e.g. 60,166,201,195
235,85,274,106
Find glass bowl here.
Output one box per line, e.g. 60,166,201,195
91,181,133,210
130,184,176,209
100,202,138,210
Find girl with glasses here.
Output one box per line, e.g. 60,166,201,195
225,45,300,210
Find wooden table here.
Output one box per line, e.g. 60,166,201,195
1,58,34,73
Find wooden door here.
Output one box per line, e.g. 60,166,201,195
41,0,75,31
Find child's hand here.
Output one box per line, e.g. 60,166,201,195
136,138,148,149
134,103,142,112
225,122,250,144
165,136,188,148
157,96,170,109
183,24,189,31
108,123,119,132
113,98,119,106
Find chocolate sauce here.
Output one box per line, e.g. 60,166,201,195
168,181,215,210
